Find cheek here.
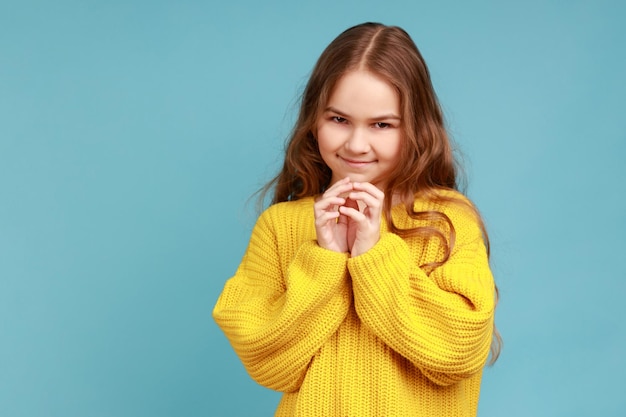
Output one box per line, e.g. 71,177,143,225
315,127,333,161
316,124,339,151
379,135,403,161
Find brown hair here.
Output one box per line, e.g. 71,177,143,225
261,22,500,364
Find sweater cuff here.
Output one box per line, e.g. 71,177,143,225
288,240,350,292
347,233,411,298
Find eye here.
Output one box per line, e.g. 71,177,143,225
331,116,348,124
373,122,391,129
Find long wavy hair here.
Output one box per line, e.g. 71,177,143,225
260,22,500,364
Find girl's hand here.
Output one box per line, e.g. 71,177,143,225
339,181,384,257
314,177,354,253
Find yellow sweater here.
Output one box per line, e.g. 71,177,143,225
213,192,495,416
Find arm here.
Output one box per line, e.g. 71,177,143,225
348,210,495,386
213,206,352,392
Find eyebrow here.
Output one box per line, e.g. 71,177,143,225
324,106,401,121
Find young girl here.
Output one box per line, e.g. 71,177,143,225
213,22,500,416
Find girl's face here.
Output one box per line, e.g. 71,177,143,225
316,70,402,189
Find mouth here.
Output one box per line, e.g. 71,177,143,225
340,156,375,168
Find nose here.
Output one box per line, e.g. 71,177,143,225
344,127,370,154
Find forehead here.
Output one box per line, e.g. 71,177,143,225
325,70,400,116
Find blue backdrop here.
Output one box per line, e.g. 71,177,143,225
1,1,624,416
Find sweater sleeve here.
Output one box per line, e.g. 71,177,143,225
348,209,495,386
213,207,352,392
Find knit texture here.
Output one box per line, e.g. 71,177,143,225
213,191,495,416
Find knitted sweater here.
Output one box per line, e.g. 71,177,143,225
213,192,495,416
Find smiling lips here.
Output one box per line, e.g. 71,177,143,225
340,156,375,168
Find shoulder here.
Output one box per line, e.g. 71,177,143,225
262,197,315,219
409,189,484,242
414,189,476,218
255,197,315,232
249,197,317,251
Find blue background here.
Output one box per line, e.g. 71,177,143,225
1,1,624,416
